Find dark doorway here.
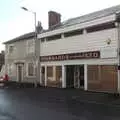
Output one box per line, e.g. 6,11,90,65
17,65,23,82
79,65,84,88
66,65,74,88
66,65,84,89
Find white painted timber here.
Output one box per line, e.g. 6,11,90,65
62,65,66,88
41,58,117,66
45,65,47,86
41,28,117,56
84,64,87,91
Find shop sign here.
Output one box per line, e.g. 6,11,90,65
40,51,100,62
101,48,117,58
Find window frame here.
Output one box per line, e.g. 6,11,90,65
8,44,14,54
26,39,35,55
26,62,36,77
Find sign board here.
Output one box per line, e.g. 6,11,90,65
40,51,100,62
100,48,117,58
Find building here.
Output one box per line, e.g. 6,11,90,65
38,5,120,93
4,31,41,84
4,5,120,93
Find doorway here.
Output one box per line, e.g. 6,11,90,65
17,64,23,82
74,65,84,89
66,65,84,89
66,65,74,88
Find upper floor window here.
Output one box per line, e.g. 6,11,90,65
41,38,45,42
8,44,14,54
64,29,83,37
46,34,61,41
27,63,35,77
26,40,35,54
86,22,116,33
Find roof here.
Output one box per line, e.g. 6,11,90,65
46,4,120,32
4,32,35,44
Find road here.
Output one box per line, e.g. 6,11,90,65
0,88,120,120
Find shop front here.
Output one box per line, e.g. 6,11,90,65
40,50,118,93
41,65,62,87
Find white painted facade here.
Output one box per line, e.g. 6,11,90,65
38,14,119,92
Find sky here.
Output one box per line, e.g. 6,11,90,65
0,0,120,52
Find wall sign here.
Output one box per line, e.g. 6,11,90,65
100,48,117,58
40,51,100,62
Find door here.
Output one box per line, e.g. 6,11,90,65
74,66,80,88
66,65,74,88
74,65,84,89
79,65,84,88
17,64,23,82
41,66,45,86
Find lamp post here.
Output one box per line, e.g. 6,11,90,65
21,7,37,87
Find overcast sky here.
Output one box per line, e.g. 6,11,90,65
0,0,120,52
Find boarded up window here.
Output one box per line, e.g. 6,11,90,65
47,66,54,82
56,66,62,82
87,65,117,92
87,65,99,81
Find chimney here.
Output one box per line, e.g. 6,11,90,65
48,11,61,29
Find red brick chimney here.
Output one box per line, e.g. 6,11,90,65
48,11,61,29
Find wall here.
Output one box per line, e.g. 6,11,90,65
5,38,40,83
41,28,117,56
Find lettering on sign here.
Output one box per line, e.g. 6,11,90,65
40,51,100,62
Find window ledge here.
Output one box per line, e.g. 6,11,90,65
26,76,36,78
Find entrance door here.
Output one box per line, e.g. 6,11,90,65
17,64,23,82
66,65,74,88
79,65,84,88
74,65,84,89
74,66,80,88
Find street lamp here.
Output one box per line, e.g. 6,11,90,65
21,7,37,87
21,7,37,40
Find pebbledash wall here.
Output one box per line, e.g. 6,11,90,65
38,12,120,93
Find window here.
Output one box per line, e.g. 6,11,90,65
88,65,99,81
86,22,116,33
41,38,45,42
27,63,35,76
64,29,83,37
56,66,62,82
7,64,14,75
87,65,117,91
8,45,14,54
26,40,35,54
46,34,61,41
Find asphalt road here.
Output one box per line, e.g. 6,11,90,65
0,88,120,120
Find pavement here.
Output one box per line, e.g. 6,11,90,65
0,87,120,120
